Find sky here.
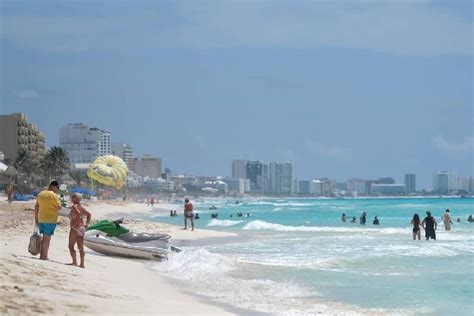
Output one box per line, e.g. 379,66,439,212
1,0,473,188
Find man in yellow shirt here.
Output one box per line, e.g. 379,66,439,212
34,180,62,260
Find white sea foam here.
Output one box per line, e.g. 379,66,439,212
242,220,409,234
151,249,344,315
206,219,244,227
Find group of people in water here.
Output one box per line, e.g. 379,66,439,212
210,212,250,219
341,211,379,225
342,209,473,241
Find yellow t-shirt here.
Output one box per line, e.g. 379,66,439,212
37,190,61,224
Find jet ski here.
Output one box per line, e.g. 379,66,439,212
84,219,181,260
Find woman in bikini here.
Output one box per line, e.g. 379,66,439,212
411,213,422,240
68,193,91,268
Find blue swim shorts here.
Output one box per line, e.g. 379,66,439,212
38,223,57,236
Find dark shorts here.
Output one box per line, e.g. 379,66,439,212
38,223,57,236
425,229,436,240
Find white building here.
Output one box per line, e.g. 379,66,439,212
223,178,248,195
309,179,322,195
346,178,367,195
456,176,474,193
60,123,111,164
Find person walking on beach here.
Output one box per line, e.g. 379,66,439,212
34,180,62,260
6,181,14,204
442,209,452,231
183,198,194,231
422,211,437,241
68,193,91,268
411,214,422,240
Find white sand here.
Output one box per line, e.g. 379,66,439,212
0,200,238,315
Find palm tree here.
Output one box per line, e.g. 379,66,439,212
42,146,70,181
14,149,41,191
42,146,69,180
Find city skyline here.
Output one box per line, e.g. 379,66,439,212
1,1,472,188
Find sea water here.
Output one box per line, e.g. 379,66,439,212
150,198,474,315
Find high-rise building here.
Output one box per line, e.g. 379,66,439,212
0,113,47,161
433,171,455,194
404,174,416,194
298,180,310,195
232,160,248,179
131,155,162,178
268,162,294,195
60,123,111,164
98,129,111,157
246,161,266,193
112,143,134,169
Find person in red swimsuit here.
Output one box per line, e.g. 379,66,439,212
183,198,194,231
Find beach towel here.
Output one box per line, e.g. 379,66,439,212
28,226,41,255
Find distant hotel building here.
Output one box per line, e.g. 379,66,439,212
60,123,111,164
131,155,162,179
404,174,416,193
112,143,134,169
268,162,294,195
232,160,247,179
371,183,406,195
246,160,267,193
432,171,455,194
346,178,368,195
0,113,47,161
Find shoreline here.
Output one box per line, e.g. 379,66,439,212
0,200,243,315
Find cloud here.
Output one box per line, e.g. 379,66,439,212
0,1,472,55
304,138,353,162
433,136,474,154
12,89,39,99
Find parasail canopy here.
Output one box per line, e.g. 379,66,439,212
87,155,128,189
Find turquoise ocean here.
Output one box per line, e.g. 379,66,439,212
150,198,474,315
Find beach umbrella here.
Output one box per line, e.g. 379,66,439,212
87,155,128,189
70,187,96,196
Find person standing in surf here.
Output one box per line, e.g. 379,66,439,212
183,198,194,231
422,211,437,240
411,213,422,240
442,209,452,231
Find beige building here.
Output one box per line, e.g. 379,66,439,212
131,155,162,178
0,113,46,162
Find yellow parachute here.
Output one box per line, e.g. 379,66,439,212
87,155,128,189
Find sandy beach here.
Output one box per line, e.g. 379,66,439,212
0,199,239,315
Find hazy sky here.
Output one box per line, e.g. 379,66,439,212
1,0,472,188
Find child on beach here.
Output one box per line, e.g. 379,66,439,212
68,193,91,268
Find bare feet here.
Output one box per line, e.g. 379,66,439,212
79,265,85,268
67,263,78,266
